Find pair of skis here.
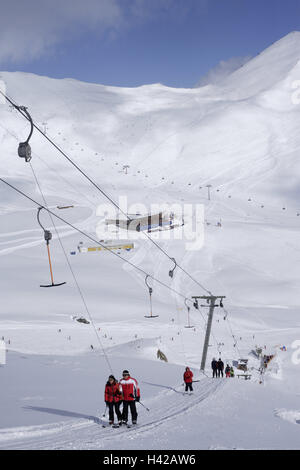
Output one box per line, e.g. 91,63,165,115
101,400,148,428
100,406,133,428
102,422,136,429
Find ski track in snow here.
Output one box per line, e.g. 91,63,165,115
0,377,224,450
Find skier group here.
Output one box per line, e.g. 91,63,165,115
104,370,140,427
105,364,234,427
105,367,195,427
211,358,234,378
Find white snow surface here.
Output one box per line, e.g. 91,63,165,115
0,32,300,449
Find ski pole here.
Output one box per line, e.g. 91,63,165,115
102,404,108,417
181,380,200,385
137,400,150,412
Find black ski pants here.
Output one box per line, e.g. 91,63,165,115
122,400,138,423
107,401,122,422
185,382,193,392
212,368,218,378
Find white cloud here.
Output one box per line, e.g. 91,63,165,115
0,0,127,63
0,0,123,64
0,0,207,65
195,56,252,87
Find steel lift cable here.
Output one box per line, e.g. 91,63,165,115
0,176,195,307
0,89,213,296
30,163,114,373
0,119,98,209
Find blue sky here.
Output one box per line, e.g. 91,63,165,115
1,0,300,88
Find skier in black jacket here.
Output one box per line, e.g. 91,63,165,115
217,358,224,378
211,358,218,378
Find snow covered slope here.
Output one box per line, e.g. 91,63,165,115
0,32,300,449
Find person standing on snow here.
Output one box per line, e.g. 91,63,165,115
104,375,123,426
119,370,140,425
225,364,231,378
217,358,224,377
183,367,194,393
211,358,218,378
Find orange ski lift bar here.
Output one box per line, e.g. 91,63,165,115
17,106,33,162
37,207,66,288
144,275,159,318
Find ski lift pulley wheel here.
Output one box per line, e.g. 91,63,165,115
17,106,34,162
18,142,32,162
44,230,52,243
169,257,177,278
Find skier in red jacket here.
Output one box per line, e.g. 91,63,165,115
104,375,123,425
183,367,194,393
119,370,140,425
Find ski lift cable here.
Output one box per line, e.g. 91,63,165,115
0,176,195,306
3,99,252,363
29,162,114,373
14,97,211,295
0,121,98,209
144,237,212,295
2,91,299,236
0,89,213,296
1,108,196,314
0,90,122,210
